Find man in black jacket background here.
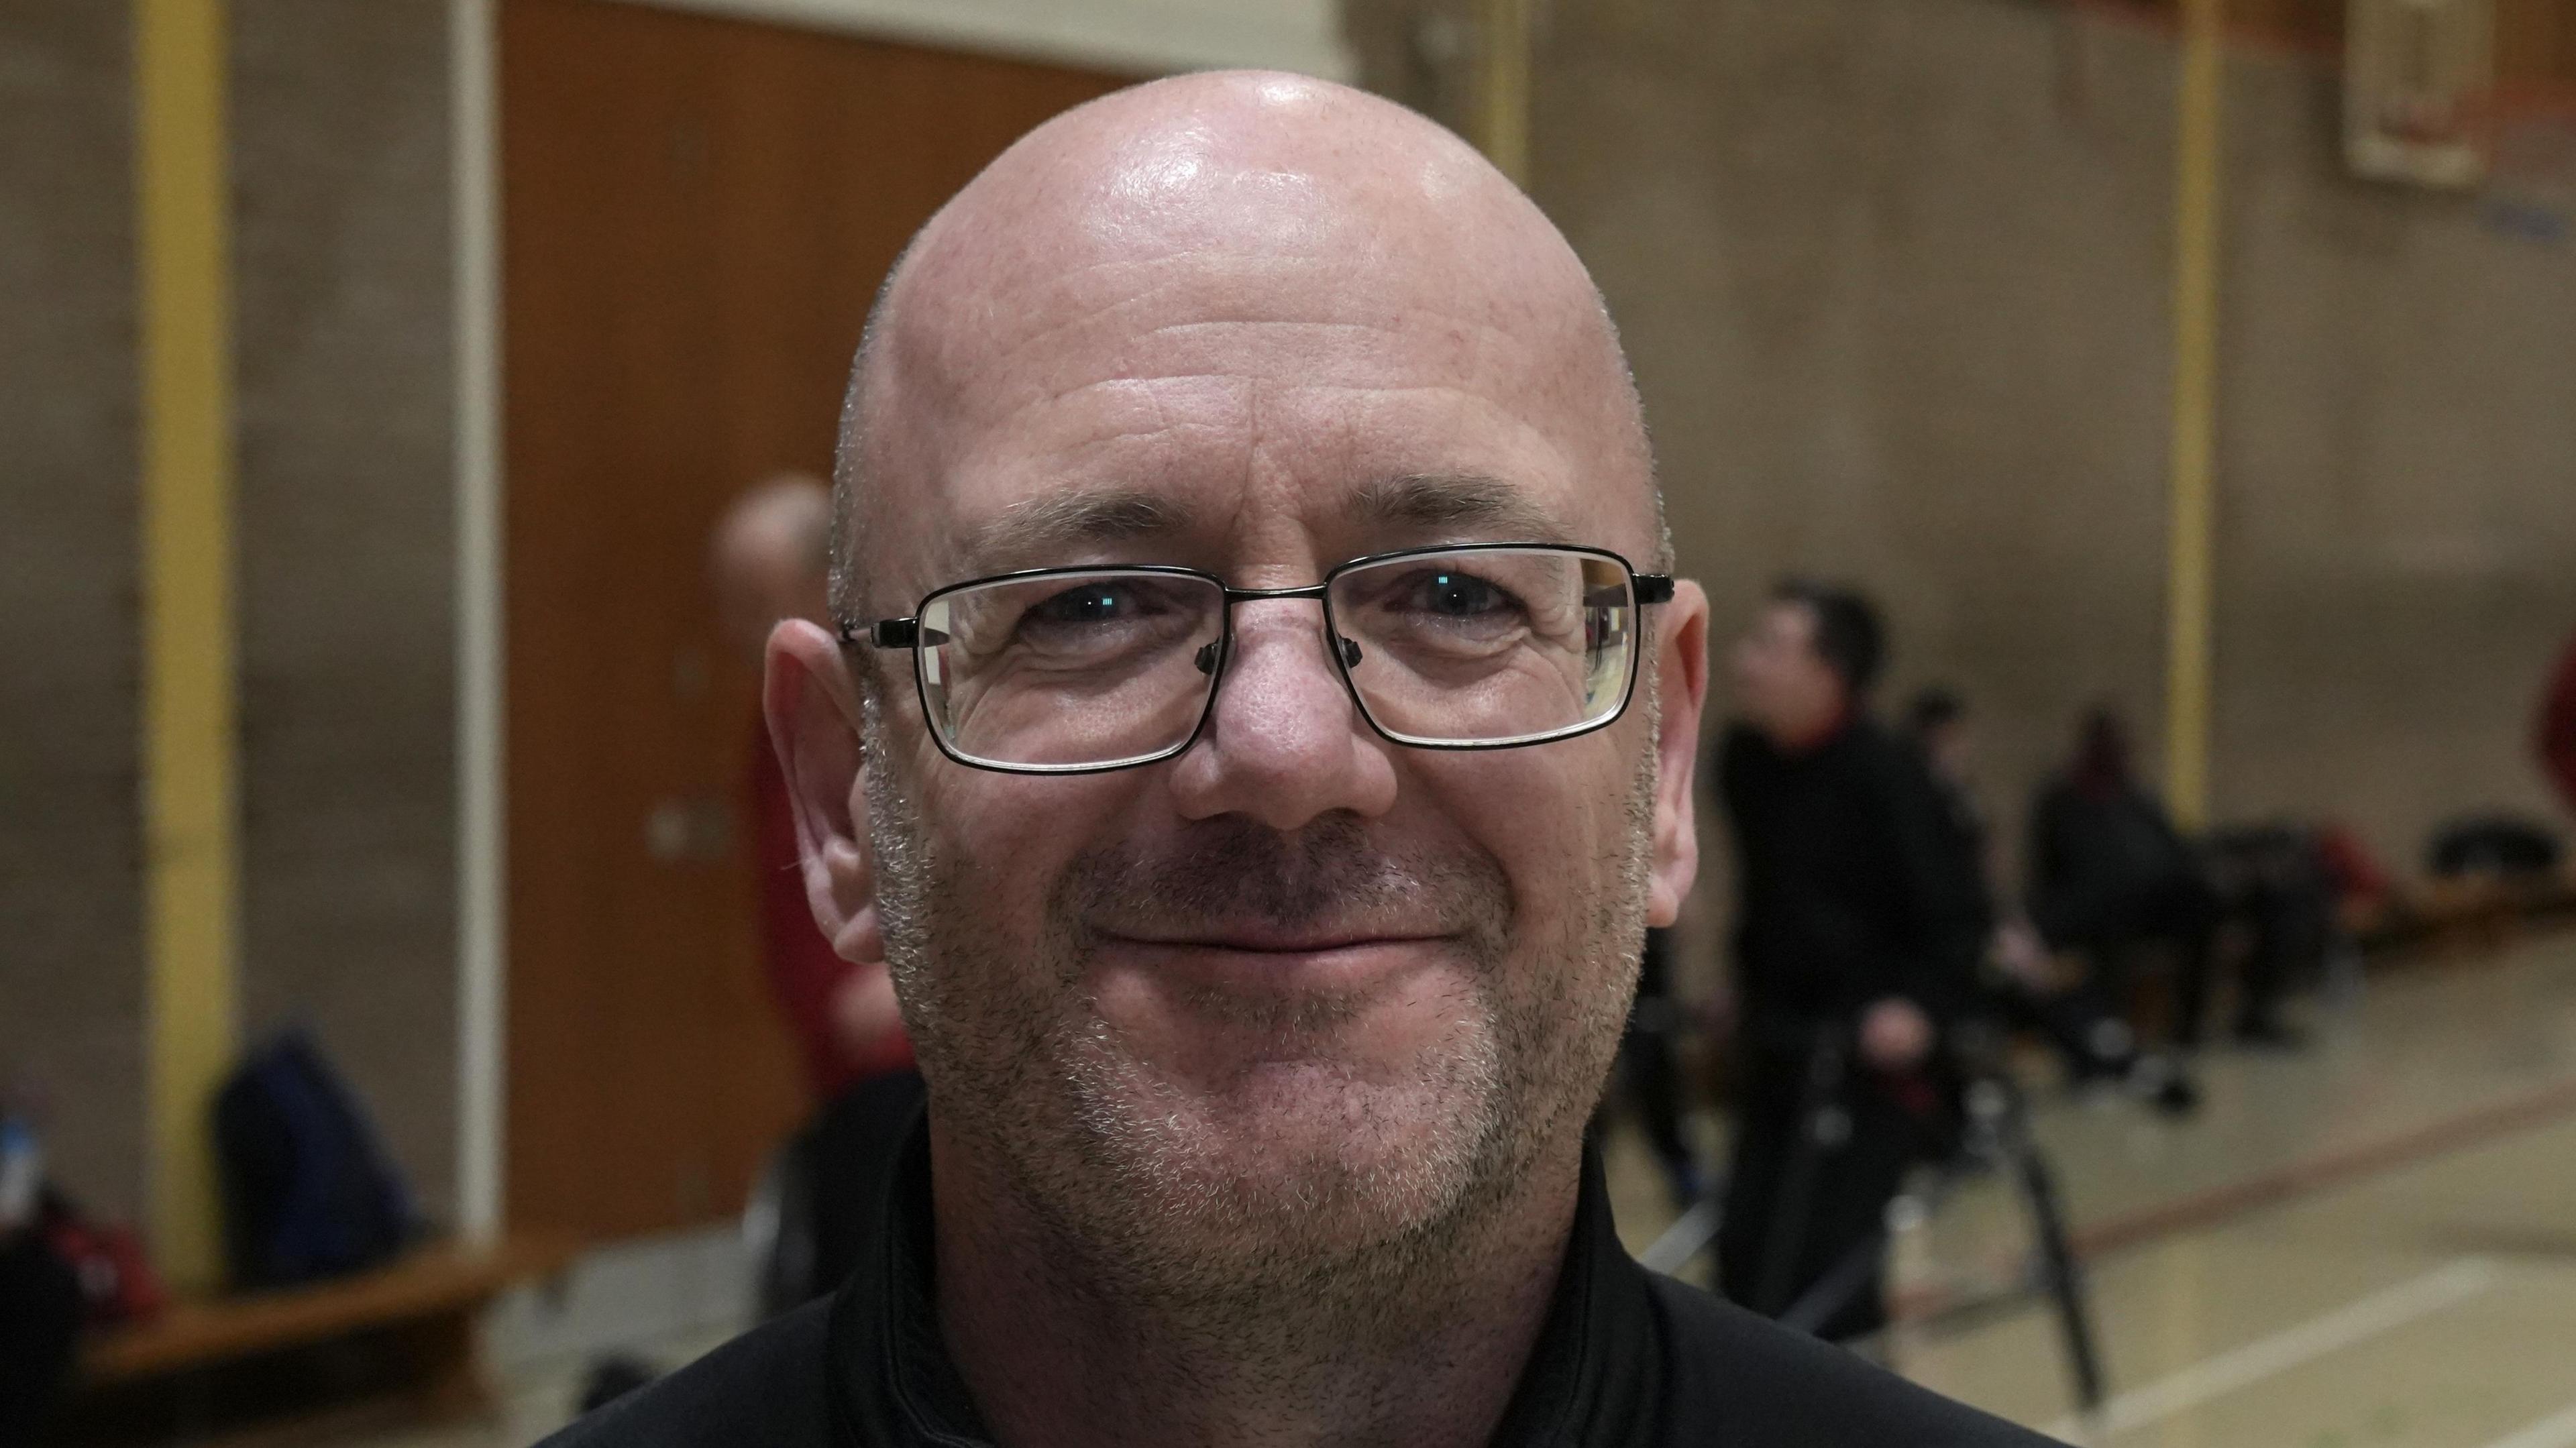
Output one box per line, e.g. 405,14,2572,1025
1714,581,1984,1343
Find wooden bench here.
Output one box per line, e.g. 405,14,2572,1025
68,1233,576,1446
2355,866,2576,961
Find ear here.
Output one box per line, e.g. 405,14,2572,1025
763,618,884,968
1646,579,1711,929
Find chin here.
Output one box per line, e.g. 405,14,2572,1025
1056,1027,1513,1281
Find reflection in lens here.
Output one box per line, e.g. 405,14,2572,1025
918,571,1225,769
1331,549,1635,746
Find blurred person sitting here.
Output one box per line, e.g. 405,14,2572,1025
0,1115,80,1445
1904,691,2194,1114
2022,710,2286,1050
2205,824,2339,1027
712,476,921,1308
1713,582,1986,1345
2538,626,2576,820
0,1228,79,1443
555,74,2044,1448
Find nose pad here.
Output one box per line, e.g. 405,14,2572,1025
1195,639,1223,677
1336,635,1363,670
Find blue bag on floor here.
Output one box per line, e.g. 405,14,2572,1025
214,1027,419,1290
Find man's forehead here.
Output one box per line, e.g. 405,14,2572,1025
847,72,1652,594
890,121,1554,392
949,474,1576,575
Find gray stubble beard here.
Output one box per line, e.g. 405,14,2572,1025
861,689,1658,1347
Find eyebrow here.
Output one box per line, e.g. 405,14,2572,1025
963,487,1194,571
1350,473,1570,543
953,471,1568,575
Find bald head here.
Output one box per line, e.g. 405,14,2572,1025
832,71,1657,624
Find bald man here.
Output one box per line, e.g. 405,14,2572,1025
553,74,2043,1448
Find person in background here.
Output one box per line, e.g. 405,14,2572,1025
1714,581,1983,1345
1904,690,2195,1114
0,1113,78,1445
0,1231,78,1443
712,476,921,1302
2024,710,2268,1050
2538,628,2576,820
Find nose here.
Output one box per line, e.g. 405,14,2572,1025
1165,600,1398,830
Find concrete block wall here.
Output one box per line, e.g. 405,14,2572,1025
232,0,460,1223
0,0,461,1228
0,1,148,1222
2211,56,2576,865
1352,0,2576,977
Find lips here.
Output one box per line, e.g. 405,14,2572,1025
1103,927,1448,954
1089,927,1462,997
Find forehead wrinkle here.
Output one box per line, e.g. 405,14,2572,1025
982,270,1396,386
961,486,1197,574
983,309,1555,425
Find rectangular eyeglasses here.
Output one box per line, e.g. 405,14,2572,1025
839,543,1676,775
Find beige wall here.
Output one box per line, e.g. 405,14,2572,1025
233,0,460,1222
0,0,462,1228
1355,0,2576,967
0,1,148,1221
626,0,1352,76
2212,57,2576,868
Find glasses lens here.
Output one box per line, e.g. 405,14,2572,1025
916,570,1226,769
1328,549,1638,746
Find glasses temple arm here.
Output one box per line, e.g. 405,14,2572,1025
837,617,919,649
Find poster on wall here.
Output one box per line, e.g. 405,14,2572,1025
2345,0,2494,187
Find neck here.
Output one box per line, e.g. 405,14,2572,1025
930,1122,1583,1448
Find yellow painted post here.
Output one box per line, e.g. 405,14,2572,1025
1477,0,1533,187
2165,0,2225,832
136,0,240,1296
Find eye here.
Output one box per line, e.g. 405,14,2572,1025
1003,577,1203,661
1027,584,1146,626
1415,569,1508,618
1383,567,1525,629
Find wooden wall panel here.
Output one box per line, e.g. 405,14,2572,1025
500,0,1127,1243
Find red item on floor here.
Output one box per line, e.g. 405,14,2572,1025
2314,824,2394,905
40,1195,166,1327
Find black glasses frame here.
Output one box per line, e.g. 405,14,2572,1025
837,541,1677,776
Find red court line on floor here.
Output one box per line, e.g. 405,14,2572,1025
1893,1072,2576,1325
2072,1073,2576,1257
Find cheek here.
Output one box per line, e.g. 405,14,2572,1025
1405,744,1629,929
917,770,1134,938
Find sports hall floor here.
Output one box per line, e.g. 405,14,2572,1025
367,927,2576,1448
1609,926,2576,1447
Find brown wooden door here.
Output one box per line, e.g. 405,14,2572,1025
500,0,1129,1243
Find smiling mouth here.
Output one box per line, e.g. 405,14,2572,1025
1097,928,1451,955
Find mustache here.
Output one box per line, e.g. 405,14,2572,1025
1057,814,1515,946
